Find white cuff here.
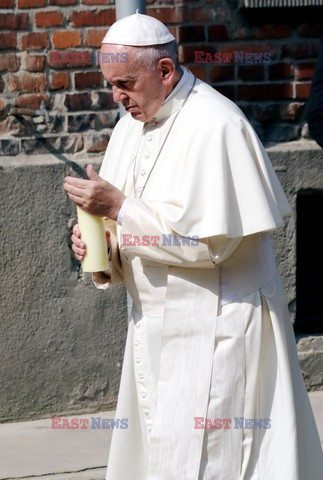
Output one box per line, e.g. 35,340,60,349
117,198,128,226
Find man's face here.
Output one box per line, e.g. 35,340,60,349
100,44,170,123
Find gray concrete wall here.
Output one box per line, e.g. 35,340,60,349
268,141,323,313
0,142,322,422
0,155,128,422
269,141,323,392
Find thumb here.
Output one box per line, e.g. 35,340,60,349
86,164,100,181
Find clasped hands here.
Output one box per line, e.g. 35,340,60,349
64,164,126,261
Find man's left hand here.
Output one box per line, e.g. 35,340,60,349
64,164,126,221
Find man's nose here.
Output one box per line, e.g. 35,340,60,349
112,86,127,104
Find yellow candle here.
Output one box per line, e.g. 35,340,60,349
76,206,109,272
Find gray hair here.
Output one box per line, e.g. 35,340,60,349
130,41,180,70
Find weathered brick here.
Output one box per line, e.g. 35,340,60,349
0,116,32,137
295,83,311,100
82,0,111,4
0,0,14,7
295,62,315,81
254,25,292,39
168,25,176,38
177,26,205,44
49,0,76,4
0,76,4,93
8,73,46,93
91,91,116,110
280,102,304,121
83,132,108,153
237,83,293,101
213,84,235,101
269,83,294,99
147,7,189,24
145,0,179,2
75,71,103,89
2,114,64,137
67,111,118,132
20,33,49,50
213,6,232,23
298,24,323,38
85,29,107,47
231,27,253,40
268,62,294,80
18,0,46,7
60,135,83,153
15,94,50,109
35,11,64,28
53,31,82,48
0,13,29,30
210,65,234,82
186,65,207,81
301,122,310,139
178,45,216,63
0,54,19,72
48,51,92,69
20,138,48,155
238,65,264,81
0,32,16,50
65,93,92,111
0,139,20,157
251,104,279,122
191,6,217,22
25,55,46,72
21,135,83,155
220,43,276,59
50,72,69,90
70,10,115,27
41,115,65,134
207,25,228,42
96,110,118,128
281,42,319,59
251,122,264,142
265,124,300,143
238,104,253,118
68,113,93,132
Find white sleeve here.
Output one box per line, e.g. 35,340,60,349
117,198,128,226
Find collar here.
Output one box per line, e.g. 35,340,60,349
150,66,195,124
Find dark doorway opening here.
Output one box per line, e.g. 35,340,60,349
296,190,323,333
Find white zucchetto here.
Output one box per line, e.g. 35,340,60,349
102,11,175,46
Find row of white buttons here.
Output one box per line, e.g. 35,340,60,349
133,124,159,197
133,319,152,431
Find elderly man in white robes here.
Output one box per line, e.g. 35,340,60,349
64,12,323,480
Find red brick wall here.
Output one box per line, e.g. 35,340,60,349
0,0,322,155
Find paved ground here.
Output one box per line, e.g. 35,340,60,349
0,392,322,480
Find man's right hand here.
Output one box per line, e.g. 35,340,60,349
71,224,86,261
71,224,111,262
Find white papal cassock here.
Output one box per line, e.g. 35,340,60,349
92,67,323,479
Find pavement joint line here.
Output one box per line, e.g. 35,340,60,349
1,466,106,480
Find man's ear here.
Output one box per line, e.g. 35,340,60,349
158,58,175,84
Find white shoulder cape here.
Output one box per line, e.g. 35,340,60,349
100,77,291,238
